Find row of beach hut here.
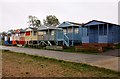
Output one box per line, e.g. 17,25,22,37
3,20,120,48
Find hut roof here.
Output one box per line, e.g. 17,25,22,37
58,21,83,28
38,25,62,31
84,20,120,27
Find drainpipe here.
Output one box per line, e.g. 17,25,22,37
107,24,109,36
72,26,74,46
63,29,64,46
88,26,90,43
67,27,68,35
98,24,99,43
56,29,58,45
31,31,33,45
37,31,39,45
103,24,104,35
98,24,99,35
107,24,109,43
48,29,49,41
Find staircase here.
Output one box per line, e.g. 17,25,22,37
63,34,69,47
47,41,52,46
39,41,47,45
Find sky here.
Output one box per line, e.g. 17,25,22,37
0,0,119,32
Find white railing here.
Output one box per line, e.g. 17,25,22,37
64,34,69,46
38,34,55,41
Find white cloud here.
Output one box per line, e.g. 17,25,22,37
0,0,119,32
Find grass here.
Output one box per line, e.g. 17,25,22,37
61,47,99,55
26,45,99,55
0,40,4,45
2,50,120,77
116,43,120,49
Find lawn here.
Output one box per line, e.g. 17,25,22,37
2,50,120,77
61,47,99,55
116,43,120,49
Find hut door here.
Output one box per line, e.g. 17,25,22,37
89,26,98,43
94,29,98,43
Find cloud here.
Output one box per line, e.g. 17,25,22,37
0,0,118,32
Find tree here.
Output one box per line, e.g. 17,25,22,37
1,31,6,40
28,15,41,28
43,15,60,26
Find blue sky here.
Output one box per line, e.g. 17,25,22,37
0,0,119,32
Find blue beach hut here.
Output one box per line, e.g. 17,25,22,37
82,20,120,47
58,21,83,46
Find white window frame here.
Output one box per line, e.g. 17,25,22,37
74,28,79,34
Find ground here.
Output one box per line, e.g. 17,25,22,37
2,50,119,77
101,49,120,57
0,46,119,72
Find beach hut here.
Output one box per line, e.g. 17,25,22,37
11,31,16,45
82,20,120,47
4,30,13,45
58,21,83,46
12,29,20,45
37,25,63,46
25,27,38,45
18,29,26,46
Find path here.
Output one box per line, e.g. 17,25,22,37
0,46,119,72
100,49,120,57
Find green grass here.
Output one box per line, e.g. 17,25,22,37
0,40,4,45
61,47,98,55
2,50,120,77
43,46,98,54
116,43,120,49
38,46,99,54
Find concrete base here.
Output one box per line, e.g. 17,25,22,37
82,43,114,48
46,46,63,50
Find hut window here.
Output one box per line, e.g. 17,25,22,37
104,26,107,35
10,37,12,41
38,32,43,35
26,31,30,36
16,34,19,36
33,31,37,36
63,29,66,34
51,30,54,35
75,28,79,33
43,31,46,35
99,25,104,35
87,33,88,36
68,28,72,33
20,33,24,37
82,27,88,36
99,24,107,35
5,36,7,41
